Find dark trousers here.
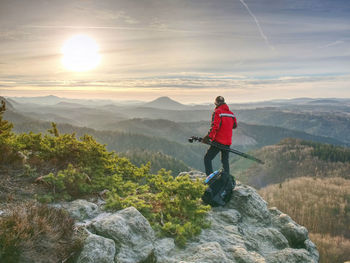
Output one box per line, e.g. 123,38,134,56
204,143,230,176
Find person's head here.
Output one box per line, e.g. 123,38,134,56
214,96,225,106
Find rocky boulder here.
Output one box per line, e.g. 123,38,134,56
61,199,99,221
63,172,318,263
77,233,116,263
90,206,155,263
154,180,319,263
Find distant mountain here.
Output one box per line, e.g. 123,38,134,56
6,95,350,149
9,95,118,107
235,108,350,143
54,102,87,108
142,96,187,110
11,95,63,105
6,101,127,129
307,99,341,104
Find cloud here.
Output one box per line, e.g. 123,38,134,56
72,5,139,25
1,73,348,91
22,24,191,34
2,74,349,103
0,29,32,41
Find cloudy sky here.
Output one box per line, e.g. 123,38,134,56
0,0,349,103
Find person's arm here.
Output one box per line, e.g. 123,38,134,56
233,116,237,129
208,110,221,140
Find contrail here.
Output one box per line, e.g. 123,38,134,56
318,40,344,49
238,0,273,50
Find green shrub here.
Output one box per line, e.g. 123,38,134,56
105,169,210,246
120,149,190,175
42,164,91,199
1,115,211,246
0,101,21,166
35,194,55,203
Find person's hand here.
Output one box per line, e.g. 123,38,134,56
202,135,210,144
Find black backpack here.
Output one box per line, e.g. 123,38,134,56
202,170,236,207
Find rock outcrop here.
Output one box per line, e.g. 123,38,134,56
64,173,319,263
90,207,156,263
61,199,100,221
77,233,116,263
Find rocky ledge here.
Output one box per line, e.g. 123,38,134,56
61,176,319,263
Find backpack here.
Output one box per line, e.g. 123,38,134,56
202,170,236,207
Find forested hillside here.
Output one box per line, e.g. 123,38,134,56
260,177,350,263
231,138,350,188
104,118,344,147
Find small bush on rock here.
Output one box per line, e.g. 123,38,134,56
105,169,210,246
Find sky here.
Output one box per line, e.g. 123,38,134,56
0,0,349,103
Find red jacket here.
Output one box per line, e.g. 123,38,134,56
208,103,237,145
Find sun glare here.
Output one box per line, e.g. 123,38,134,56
61,34,101,72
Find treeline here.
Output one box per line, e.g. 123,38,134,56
259,177,350,263
300,140,350,163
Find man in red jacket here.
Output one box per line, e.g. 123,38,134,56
203,96,237,176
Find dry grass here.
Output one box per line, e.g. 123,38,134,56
0,202,82,263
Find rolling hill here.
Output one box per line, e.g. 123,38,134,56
104,118,346,148
235,108,350,143
7,96,350,145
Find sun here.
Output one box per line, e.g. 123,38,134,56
61,34,101,72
